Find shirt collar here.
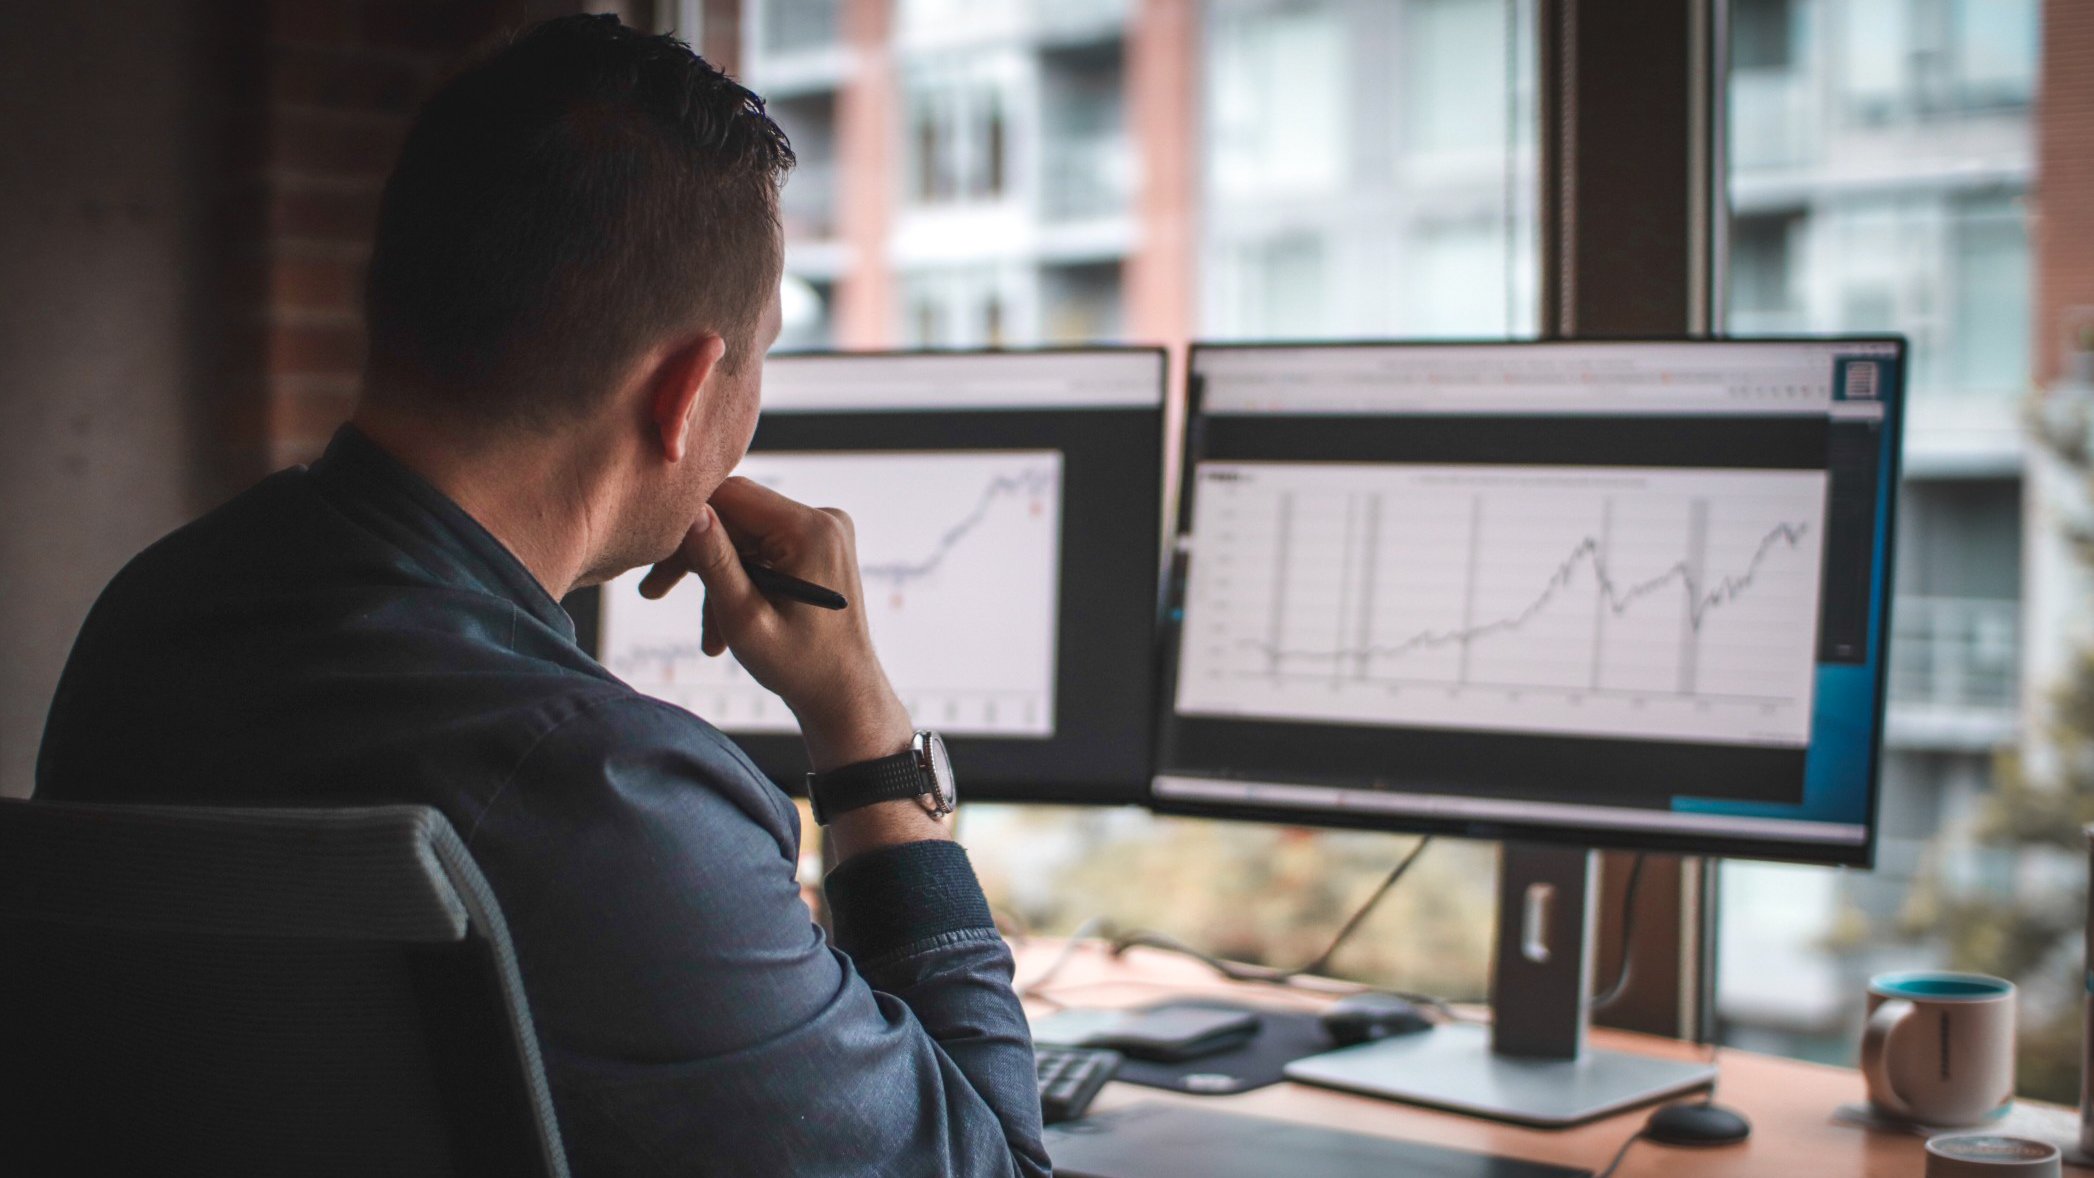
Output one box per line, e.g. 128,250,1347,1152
309,425,578,642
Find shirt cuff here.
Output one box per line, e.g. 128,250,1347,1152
823,838,995,963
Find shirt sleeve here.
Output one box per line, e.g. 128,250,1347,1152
462,695,1050,1178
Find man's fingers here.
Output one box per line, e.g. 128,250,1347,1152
817,506,855,541
709,476,823,542
701,596,725,658
638,562,687,600
683,504,756,615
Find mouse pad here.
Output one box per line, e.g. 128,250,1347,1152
1103,999,1340,1096
1044,1102,1591,1178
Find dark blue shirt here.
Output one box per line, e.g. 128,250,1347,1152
36,427,1051,1177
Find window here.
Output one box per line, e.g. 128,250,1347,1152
1951,195,2032,394
778,275,834,352
1404,0,1510,157
1040,262,1124,343
760,0,841,54
1839,0,1911,122
1731,0,1794,72
1219,233,1329,341
1040,44,1129,221
1205,2,1349,202
1204,0,1534,343
1727,210,1803,331
770,94,839,240
1403,219,1512,336
901,267,1013,348
1952,0,2038,108
906,73,1013,206
737,0,2085,1104
1719,0,2065,1103
745,0,1536,1008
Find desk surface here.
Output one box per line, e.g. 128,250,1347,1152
1014,939,2073,1178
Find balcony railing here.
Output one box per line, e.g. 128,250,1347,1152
1041,135,1133,221
1887,596,2019,744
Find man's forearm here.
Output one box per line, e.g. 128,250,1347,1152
825,841,1050,1177
799,685,956,863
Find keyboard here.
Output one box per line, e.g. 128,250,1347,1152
1037,1044,1122,1124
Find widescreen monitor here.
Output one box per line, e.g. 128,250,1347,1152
1154,338,1904,866
597,348,1168,804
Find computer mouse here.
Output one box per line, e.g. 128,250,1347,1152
1642,1100,1751,1146
1319,992,1434,1047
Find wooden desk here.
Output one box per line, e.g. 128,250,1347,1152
1016,939,2074,1177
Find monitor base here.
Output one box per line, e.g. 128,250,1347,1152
1283,1022,1716,1128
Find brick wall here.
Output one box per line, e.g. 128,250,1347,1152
217,0,654,479
2036,0,2094,383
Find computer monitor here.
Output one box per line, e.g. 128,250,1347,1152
595,347,1168,805
1154,338,1904,1125
1157,338,1903,867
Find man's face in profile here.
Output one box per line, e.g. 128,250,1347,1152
721,284,785,468
626,275,784,575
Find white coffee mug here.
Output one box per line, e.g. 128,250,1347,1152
1863,970,2016,1126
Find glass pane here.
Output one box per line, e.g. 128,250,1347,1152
763,0,840,53
1951,197,2031,393
1203,0,1535,342
743,0,1536,1002
1953,0,2038,106
1205,3,1350,202
1720,0,2063,1103
1405,0,1509,156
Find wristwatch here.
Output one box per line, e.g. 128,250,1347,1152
807,730,958,825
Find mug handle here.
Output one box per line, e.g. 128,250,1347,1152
1862,998,1919,1121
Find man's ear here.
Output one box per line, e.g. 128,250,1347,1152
648,333,728,464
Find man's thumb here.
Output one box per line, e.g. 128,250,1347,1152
684,505,753,607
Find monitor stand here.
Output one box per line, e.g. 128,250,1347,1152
1283,842,1716,1128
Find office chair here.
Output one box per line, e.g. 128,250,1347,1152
0,800,569,1177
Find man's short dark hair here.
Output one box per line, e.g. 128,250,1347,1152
363,14,794,425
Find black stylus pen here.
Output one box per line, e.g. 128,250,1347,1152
739,559,850,611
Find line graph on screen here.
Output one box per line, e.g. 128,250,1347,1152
1174,462,1828,747
602,450,1063,737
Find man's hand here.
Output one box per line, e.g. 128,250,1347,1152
640,477,912,775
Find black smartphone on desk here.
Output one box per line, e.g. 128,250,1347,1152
1084,1006,1260,1062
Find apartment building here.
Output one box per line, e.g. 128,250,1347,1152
1717,0,2039,1058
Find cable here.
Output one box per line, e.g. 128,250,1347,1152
1590,853,1646,1012
1104,926,1463,1019
1112,835,1431,982
1297,836,1434,978
989,904,1032,944
1016,914,1112,999
1082,837,1453,1017
1592,1129,1644,1178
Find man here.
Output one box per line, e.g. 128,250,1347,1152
36,15,1050,1177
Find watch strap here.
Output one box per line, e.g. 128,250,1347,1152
808,749,925,825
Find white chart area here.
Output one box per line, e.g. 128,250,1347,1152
1175,462,1829,746
601,450,1063,737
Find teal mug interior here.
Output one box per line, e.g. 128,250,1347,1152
1870,971,2013,1001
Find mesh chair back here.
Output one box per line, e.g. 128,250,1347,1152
0,800,568,1178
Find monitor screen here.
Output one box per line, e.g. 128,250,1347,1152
596,348,1168,804
1154,339,1904,865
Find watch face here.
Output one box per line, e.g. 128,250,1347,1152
923,732,957,810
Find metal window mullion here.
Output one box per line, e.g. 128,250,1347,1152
1535,0,1726,1041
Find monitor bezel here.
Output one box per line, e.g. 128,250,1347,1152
1150,335,1907,869
584,343,1174,807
